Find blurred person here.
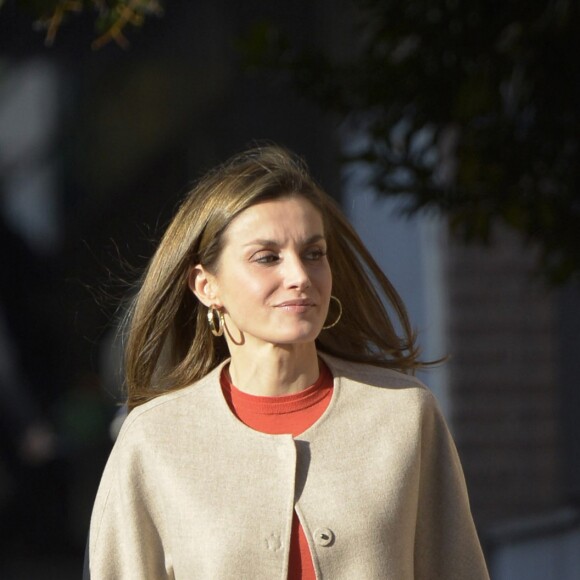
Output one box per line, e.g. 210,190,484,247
0,217,57,468
86,145,489,579
0,209,64,565
0,304,56,466
0,214,57,468
0,300,58,565
55,371,114,547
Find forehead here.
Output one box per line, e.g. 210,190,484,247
223,197,325,242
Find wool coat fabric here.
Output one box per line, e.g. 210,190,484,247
86,354,490,579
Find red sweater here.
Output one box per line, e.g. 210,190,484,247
220,362,333,580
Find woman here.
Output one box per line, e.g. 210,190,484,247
86,145,489,579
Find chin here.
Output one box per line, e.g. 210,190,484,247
271,327,321,345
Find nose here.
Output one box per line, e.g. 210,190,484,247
283,254,311,290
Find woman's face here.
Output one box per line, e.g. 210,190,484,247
195,196,332,348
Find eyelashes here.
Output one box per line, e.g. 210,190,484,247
303,249,327,261
252,248,327,265
254,253,279,264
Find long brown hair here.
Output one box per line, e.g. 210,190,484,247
124,145,422,410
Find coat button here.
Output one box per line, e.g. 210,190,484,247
314,527,335,547
265,533,282,552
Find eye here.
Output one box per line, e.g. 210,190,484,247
303,247,327,261
253,252,280,265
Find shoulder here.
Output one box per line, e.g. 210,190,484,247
91,363,229,510
315,354,446,440
321,355,459,447
310,355,452,459
115,362,226,445
320,352,436,409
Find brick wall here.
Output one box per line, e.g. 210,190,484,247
445,225,562,528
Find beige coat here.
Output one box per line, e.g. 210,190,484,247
87,354,490,579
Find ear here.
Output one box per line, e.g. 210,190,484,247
188,264,220,308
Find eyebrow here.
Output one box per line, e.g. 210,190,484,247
243,234,326,247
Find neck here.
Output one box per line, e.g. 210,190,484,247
227,341,320,396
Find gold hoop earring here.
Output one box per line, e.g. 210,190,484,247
207,306,224,337
322,296,342,330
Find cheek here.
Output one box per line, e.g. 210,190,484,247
222,268,278,303
315,264,333,295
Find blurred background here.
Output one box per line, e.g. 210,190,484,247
0,0,579,578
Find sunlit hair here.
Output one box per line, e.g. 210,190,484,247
124,144,423,410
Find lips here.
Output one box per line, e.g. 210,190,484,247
275,299,316,313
